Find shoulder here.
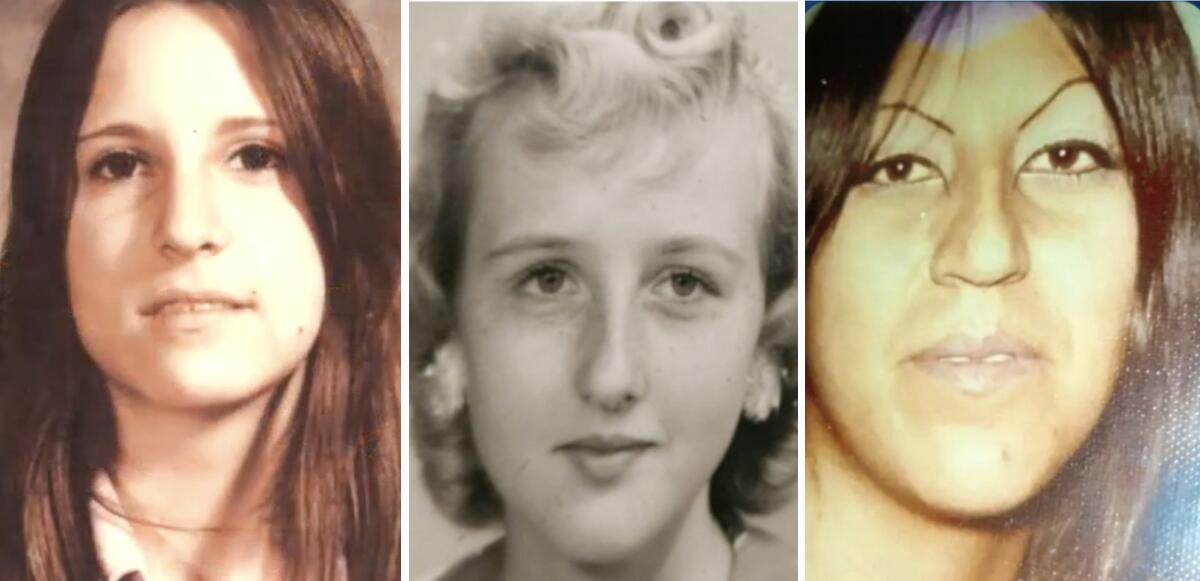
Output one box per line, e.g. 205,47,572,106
420,539,505,581
731,523,796,581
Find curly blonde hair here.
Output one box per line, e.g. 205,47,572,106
409,2,797,535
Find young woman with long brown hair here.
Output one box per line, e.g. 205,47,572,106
0,0,402,578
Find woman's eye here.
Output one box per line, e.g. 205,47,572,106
863,154,938,186
229,144,285,172
88,151,147,181
518,265,577,297
1022,140,1115,175
652,268,719,302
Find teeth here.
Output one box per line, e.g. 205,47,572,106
938,354,1015,365
159,301,236,314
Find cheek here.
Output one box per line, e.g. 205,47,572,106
238,195,327,340
651,322,755,448
461,309,571,443
806,205,917,423
66,199,140,330
1028,200,1137,438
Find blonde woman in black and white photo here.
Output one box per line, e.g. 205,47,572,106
410,4,798,581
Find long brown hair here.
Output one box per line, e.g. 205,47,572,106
0,0,402,578
806,3,1200,579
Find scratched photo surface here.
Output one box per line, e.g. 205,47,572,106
408,3,798,581
0,1,401,579
806,3,1200,581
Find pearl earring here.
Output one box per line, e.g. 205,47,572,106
422,342,467,421
743,355,782,423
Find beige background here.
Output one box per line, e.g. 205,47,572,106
0,0,401,244
407,2,799,579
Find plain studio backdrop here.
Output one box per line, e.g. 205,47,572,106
408,2,798,579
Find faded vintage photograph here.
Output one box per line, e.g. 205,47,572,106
807,3,1200,581
408,3,798,581
0,0,402,579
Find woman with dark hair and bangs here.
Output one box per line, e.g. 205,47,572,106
807,2,1200,580
0,0,401,579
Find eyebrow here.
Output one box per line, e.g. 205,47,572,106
1018,77,1091,130
875,103,955,135
76,123,147,144
659,237,744,268
216,116,278,136
76,117,278,145
484,235,745,268
484,235,577,262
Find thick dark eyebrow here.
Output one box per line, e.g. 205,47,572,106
875,103,955,135
484,235,576,262
1018,77,1091,130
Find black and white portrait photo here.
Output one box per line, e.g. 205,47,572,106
408,3,799,581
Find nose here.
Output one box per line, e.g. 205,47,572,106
574,297,647,413
930,171,1030,288
153,165,232,261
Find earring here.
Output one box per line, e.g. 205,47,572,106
743,353,782,423
422,341,467,422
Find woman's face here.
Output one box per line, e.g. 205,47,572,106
454,105,770,562
807,6,1138,517
67,3,326,409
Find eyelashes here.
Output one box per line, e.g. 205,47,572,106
88,149,151,181
654,267,721,301
1020,139,1116,175
855,139,1121,191
517,263,579,297
512,263,723,305
228,143,287,172
858,154,941,187
83,143,288,183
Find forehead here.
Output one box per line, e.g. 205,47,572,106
881,5,1090,127
464,93,774,249
468,89,774,201
84,3,268,128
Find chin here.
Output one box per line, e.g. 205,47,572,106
554,528,648,567
903,442,1060,519
118,364,294,412
913,473,1043,519
542,502,668,567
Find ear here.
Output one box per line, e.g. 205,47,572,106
422,339,469,421
743,349,782,423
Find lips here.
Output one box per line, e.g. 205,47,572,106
141,289,254,317
556,434,658,483
908,332,1043,395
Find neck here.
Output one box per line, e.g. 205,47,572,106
806,402,1029,581
502,486,733,581
105,367,305,579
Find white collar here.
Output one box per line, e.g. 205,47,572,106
90,474,149,581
